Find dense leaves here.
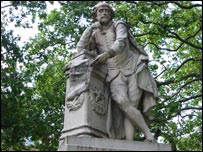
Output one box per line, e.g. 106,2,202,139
1,1,202,151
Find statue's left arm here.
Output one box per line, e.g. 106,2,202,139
110,23,128,55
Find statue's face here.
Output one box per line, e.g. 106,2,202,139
96,6,112,25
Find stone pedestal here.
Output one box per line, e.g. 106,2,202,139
58,136,172,151
59,52,110,147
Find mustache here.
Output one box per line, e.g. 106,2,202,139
101,16,110,18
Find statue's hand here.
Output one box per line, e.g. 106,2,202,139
90,22,102,29
90,52,110,66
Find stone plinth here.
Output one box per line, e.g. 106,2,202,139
58,136,172,151
59,52,110,145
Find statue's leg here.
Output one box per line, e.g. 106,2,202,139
128,74,154,141
124,118,134,140
110,75,154,142
114,96,154,141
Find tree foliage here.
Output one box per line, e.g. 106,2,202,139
1,1,202,151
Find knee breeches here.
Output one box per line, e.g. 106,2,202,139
110,73,143,108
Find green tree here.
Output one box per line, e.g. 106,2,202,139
1,1,202,151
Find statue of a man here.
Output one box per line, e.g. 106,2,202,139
77,2,158,142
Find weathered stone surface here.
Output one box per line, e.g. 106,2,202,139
59,52,110,141
58,136,172,151
58,2,166,151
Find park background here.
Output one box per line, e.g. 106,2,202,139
1,1,202,151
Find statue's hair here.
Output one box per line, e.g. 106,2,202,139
92,2,114,22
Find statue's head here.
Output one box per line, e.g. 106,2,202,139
92,2,114,24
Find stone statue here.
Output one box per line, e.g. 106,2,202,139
76,2,158,142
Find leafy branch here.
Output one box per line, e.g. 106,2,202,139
153,106,202,123
157,73,202,87
169,1,202,9
168,29,202,50
158,78,201,105
159,94,202,109
175,58,202,72
147,42,184,52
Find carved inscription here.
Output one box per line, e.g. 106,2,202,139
69,74,88,84
69,65,90,87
